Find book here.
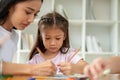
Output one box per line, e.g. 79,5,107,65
92,36,103,52
86,35,103,52
86,35,93,52
92,36,100,52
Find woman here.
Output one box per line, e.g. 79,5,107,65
0,0,56,76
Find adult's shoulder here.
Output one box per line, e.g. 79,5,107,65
0,26,11,36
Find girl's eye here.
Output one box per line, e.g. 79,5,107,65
56,38,61,40
45,38,50,40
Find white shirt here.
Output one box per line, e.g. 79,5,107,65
0,26,18,62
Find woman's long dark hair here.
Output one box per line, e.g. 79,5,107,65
29,11,70,60
0,0,43,25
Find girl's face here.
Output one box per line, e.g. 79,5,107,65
7,0,42,30
41,27,65,53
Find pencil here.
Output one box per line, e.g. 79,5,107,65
36,47,45,59
68,48,80,62
103,68,111,75
96,68,111,79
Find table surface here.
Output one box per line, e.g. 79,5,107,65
0,74,88,80
0,74,120,80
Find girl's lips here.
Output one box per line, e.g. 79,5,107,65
50,47,57,49
49,47,58,51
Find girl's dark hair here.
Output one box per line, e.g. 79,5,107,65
29,11,70,60
0,0,43,25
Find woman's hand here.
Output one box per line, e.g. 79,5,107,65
84,58,109,80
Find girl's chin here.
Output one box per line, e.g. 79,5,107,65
50,51,57,53
49,49,58,53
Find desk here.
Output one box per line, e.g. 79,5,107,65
96,74,120,80
0,75,88,80
0,74,120,80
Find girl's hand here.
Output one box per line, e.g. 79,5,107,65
34,47,56,76
58,62,73,75
32,60,57,76
84,58,109,80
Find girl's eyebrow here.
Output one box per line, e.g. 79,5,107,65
45,34,64,36
56,34,64,37
45,35,64,38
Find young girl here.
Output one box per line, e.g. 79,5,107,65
28,11,88,75
0,0,56,76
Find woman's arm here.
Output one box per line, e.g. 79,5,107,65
2,60,56,76
2,61,33,75
108,56,120,73
84,56,120,80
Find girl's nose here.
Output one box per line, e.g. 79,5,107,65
50,40,56,45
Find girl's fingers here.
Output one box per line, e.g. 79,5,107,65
58,62,72,75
